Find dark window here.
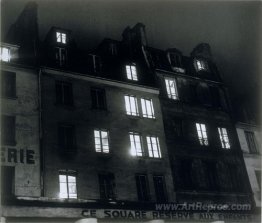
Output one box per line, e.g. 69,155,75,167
172,119,183,138
1,166,15,198
98,173,116,200
55,47,67,66
1,115,16,145
135,174,150,201
58,124,76,153
255,170,261,190
109,43,118,56
210,86,221,108
203,161,219,190
1,71,16,98
55,81,73,106
189,84,199,104
169,53,181,67
179,159,193,189
91,88,107,110
245,131,258,154
87,55,101,73
153,175,167,202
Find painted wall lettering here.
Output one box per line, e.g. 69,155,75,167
1,147,35,164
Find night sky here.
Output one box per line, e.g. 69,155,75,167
1,0,261,123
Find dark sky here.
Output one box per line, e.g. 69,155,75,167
1,0,261,122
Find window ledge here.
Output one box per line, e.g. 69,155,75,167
1,141,17,146
55,103,75,110
126,114,140,119
1,96,17,100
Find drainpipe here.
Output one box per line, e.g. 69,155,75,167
38,68,45,196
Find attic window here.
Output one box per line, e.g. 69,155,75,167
0,47,10,62
126,65,138,81
109,43,118,56
56,32,67,44
168,53,181,67
195,59,208,71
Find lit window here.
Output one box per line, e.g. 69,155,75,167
94,129,109,153
196,123,208,146
196,59,208,71
218,127,230,149
141,98,155,119
56,32,66,44
165,78,178,100
126,65,138,81
147,136,161,158
59,172,77,199
129,132,143,157
0,47,10,62
124,95,139,116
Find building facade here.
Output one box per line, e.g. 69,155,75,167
0,2,260,223
236,122,261,208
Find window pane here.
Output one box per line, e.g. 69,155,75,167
0,47,10,62
125,95,138,116
147,136,161,158
196,123,208,146
165,79,178,100
129,132,143,156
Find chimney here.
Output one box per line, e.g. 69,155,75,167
122,23,147,46
191,43,212,60
4,2,39,65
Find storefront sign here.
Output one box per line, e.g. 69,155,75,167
81,209,252,221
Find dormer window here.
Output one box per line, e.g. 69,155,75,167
168,53,181,67
0,47,10,62
56,32,67,44
195,59,208,71
88,54,101,73
126,64,138,81
109,43,118,56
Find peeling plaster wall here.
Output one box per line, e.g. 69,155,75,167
1,65,41,197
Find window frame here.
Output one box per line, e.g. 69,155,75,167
55,81,73,107
168,52,182,68
153,175,167,202
129,132,144,157
245,131,258,154
124,95,139,116
218,127,230,149
91,87,107,110
56,32,67,44
0,47,10,62
195,59,208,71
1,115,16,146
55,47,67,66
146,135,162,158
135,174,150,201
94,129,110,153
98,172,116,200
58,123,76,153
126,64,138,81
141,98,155,119
1,71,16,98
196,123,209,146
59,170,77,199
165,78,179,100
